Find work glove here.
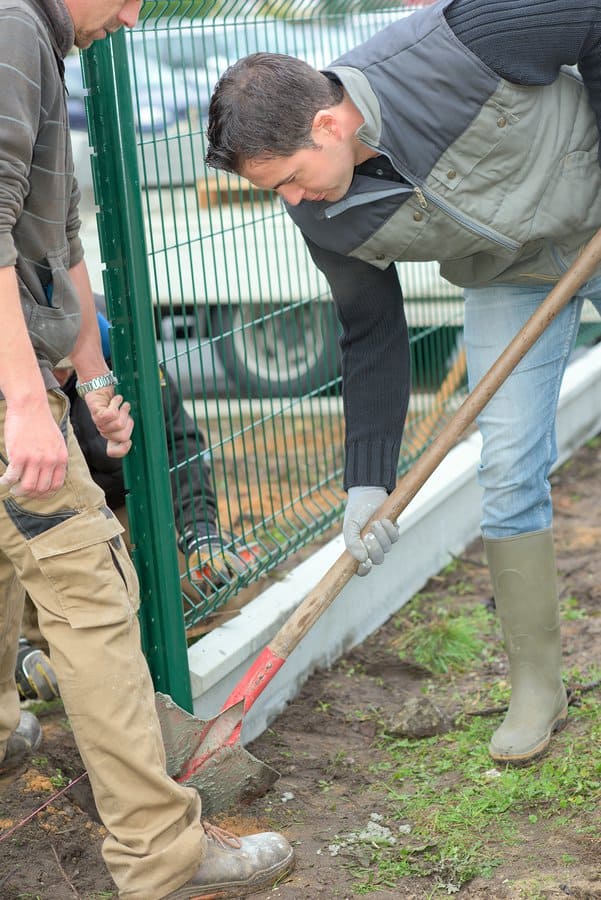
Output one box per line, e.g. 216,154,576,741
343,486,399,576
184,533,258,590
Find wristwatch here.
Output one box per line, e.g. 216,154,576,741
75,372,118,397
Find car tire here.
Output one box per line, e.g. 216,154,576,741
210,301,340,397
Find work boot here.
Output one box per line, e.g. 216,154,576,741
484,529,568,764
15,637,60,701
164,821,295,899
0,710,42,775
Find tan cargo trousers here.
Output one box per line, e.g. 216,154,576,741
0,391,207,899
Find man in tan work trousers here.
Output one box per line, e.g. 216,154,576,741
0,1,294,898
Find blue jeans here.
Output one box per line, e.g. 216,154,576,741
464,274,601,538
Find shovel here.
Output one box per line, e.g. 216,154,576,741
156,227,601,816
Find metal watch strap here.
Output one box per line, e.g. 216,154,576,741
75,372,118,397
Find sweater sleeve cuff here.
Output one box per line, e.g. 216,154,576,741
344,437,401,494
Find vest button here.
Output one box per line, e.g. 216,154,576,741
375,253,385,260
497,116,507,128
447,169,457,180
413,211,423,222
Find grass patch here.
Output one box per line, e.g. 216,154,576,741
349,693,601,896
24,697,63,717
392,602,493,674
560,596,588,621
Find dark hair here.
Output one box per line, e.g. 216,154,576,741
205,52,344,173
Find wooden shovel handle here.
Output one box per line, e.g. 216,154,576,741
270,228,601,661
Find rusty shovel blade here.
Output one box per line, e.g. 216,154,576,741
155,692,279,817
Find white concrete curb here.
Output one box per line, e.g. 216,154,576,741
188,343,601,742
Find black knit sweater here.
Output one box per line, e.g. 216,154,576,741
446,0,601,142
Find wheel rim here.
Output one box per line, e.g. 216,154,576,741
230,304,327,385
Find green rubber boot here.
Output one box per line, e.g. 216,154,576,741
484,529,568,764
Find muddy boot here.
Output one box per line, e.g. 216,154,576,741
0,710,42,775
484,529,568,764
164,821,294,899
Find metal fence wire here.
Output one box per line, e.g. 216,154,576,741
79,1,601,638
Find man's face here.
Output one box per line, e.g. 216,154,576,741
241,129,357,207
66,0,142,49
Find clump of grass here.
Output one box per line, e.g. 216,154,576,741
352,694,601,896
561,596,588,621
393,606,490,674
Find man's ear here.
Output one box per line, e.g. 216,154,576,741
312,109,340,139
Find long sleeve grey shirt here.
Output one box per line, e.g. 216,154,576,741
0,0,83,371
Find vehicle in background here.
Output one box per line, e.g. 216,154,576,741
135,10,446,400
129,18,302,117
129,10,412,117
74,7,460,400
64,51,194,135
64,54,91,131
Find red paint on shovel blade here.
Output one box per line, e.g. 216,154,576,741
175,646,285,782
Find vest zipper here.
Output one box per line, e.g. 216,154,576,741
324,184,414,219
342,143,522,253
414,186,428,209
412,183,521,252
323,175,521,252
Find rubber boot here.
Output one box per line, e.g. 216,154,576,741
484,529,568,764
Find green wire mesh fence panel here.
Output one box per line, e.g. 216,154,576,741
82,1,601,635
108,0,467,634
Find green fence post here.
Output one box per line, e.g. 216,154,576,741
81,32,193,711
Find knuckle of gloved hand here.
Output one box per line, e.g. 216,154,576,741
346,536,369,564
384,519,400,542
364,532,385,565
357,559,372,576
371,520,392,552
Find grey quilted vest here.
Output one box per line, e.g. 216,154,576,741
288,0,601,288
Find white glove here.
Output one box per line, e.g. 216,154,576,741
343,485,399,576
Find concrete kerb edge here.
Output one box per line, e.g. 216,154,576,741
187,343,601,742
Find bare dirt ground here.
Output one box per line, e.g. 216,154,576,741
2,435,601,899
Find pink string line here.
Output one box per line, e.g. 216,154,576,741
0,770,89,843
